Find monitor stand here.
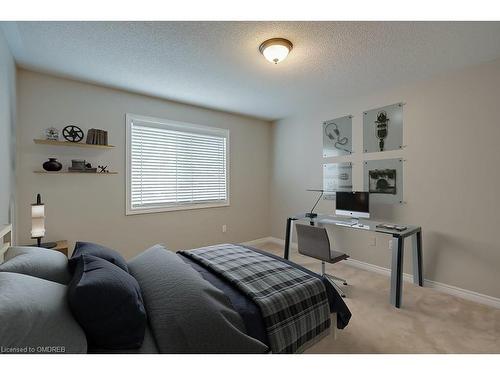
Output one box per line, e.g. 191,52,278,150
344,218,360,227
338,214,358,223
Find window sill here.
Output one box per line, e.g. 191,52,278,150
126,201,230,215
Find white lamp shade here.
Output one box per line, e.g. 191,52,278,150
31,204,45,218
259,38,293,65
31,217,45,238
262,44,290,64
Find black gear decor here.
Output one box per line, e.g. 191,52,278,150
62,125,84,143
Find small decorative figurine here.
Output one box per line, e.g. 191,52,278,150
45,127,59,141
62,125,84,143
98,165,109,173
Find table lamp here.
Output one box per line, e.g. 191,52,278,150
31,193,56,249
305,189,325,221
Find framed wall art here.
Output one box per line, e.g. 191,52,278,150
323,162,352,199
363,103,403,153
323,115,352,157
363,158,403,204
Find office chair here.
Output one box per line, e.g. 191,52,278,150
296,224,349,298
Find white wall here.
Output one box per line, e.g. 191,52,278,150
0,31,16,227
270,59,500,299
16,70,272,259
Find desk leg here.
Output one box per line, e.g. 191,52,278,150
284,217,293,260
390,236,404,308
412,231,423,287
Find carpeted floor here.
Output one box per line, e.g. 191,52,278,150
252,242,500,354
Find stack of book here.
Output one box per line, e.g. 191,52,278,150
68,159,97,173
86,129,108,145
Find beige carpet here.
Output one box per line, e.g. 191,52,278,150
253,242,500,354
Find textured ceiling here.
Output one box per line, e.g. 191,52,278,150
2,21,500,120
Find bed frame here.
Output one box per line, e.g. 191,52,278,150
0,224,12,263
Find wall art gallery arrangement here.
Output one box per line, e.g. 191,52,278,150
322,103,405,205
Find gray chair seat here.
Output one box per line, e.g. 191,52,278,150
330,251,349,263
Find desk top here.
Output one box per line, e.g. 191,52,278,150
292,213,421,238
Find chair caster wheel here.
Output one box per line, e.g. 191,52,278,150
341,294,346,298
343,282,348,285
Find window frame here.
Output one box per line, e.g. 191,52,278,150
125,113,230,215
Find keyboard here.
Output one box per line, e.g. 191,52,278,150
321,219,357,226
336,222,356,228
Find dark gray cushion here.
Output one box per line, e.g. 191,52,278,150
89,325,159,354
68,241,128,274
67,254,147,350
0,272,87,353
0,246,71,284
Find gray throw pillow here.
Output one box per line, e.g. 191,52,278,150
0,272,87,354
0,246,71,285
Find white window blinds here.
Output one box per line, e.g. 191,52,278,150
127,115,229,213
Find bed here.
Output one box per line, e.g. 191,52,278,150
0,238,351,354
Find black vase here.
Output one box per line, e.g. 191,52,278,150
43,158,63,172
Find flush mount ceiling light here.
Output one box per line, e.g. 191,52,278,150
259,38,293,64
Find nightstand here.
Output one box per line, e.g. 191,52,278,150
25,240,69,256
51,240,69,257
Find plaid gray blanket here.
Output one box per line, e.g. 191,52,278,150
179,244,331,353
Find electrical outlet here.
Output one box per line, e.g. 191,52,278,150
222,224,227,233
388,239,393,250
369,237,376,246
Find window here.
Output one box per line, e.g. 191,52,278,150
126,114,229,214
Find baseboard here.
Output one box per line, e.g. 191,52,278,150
241,237,279,247
242,236,500,309
242,236,294,248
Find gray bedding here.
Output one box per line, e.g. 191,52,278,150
127,244,268,354
0,272,87,354
1,242,345,354
179,244,331,354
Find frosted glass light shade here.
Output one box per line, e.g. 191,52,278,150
259,38,293,64
31,203,45,238
31,204,45,218
31,217,45,238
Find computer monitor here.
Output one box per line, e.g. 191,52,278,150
335,191,370,219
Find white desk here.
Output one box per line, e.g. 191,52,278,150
283,214,423,308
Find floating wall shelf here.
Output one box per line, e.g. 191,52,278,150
34,171,118,175
33,139,115,149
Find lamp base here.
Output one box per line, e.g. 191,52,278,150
33,242,57,249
